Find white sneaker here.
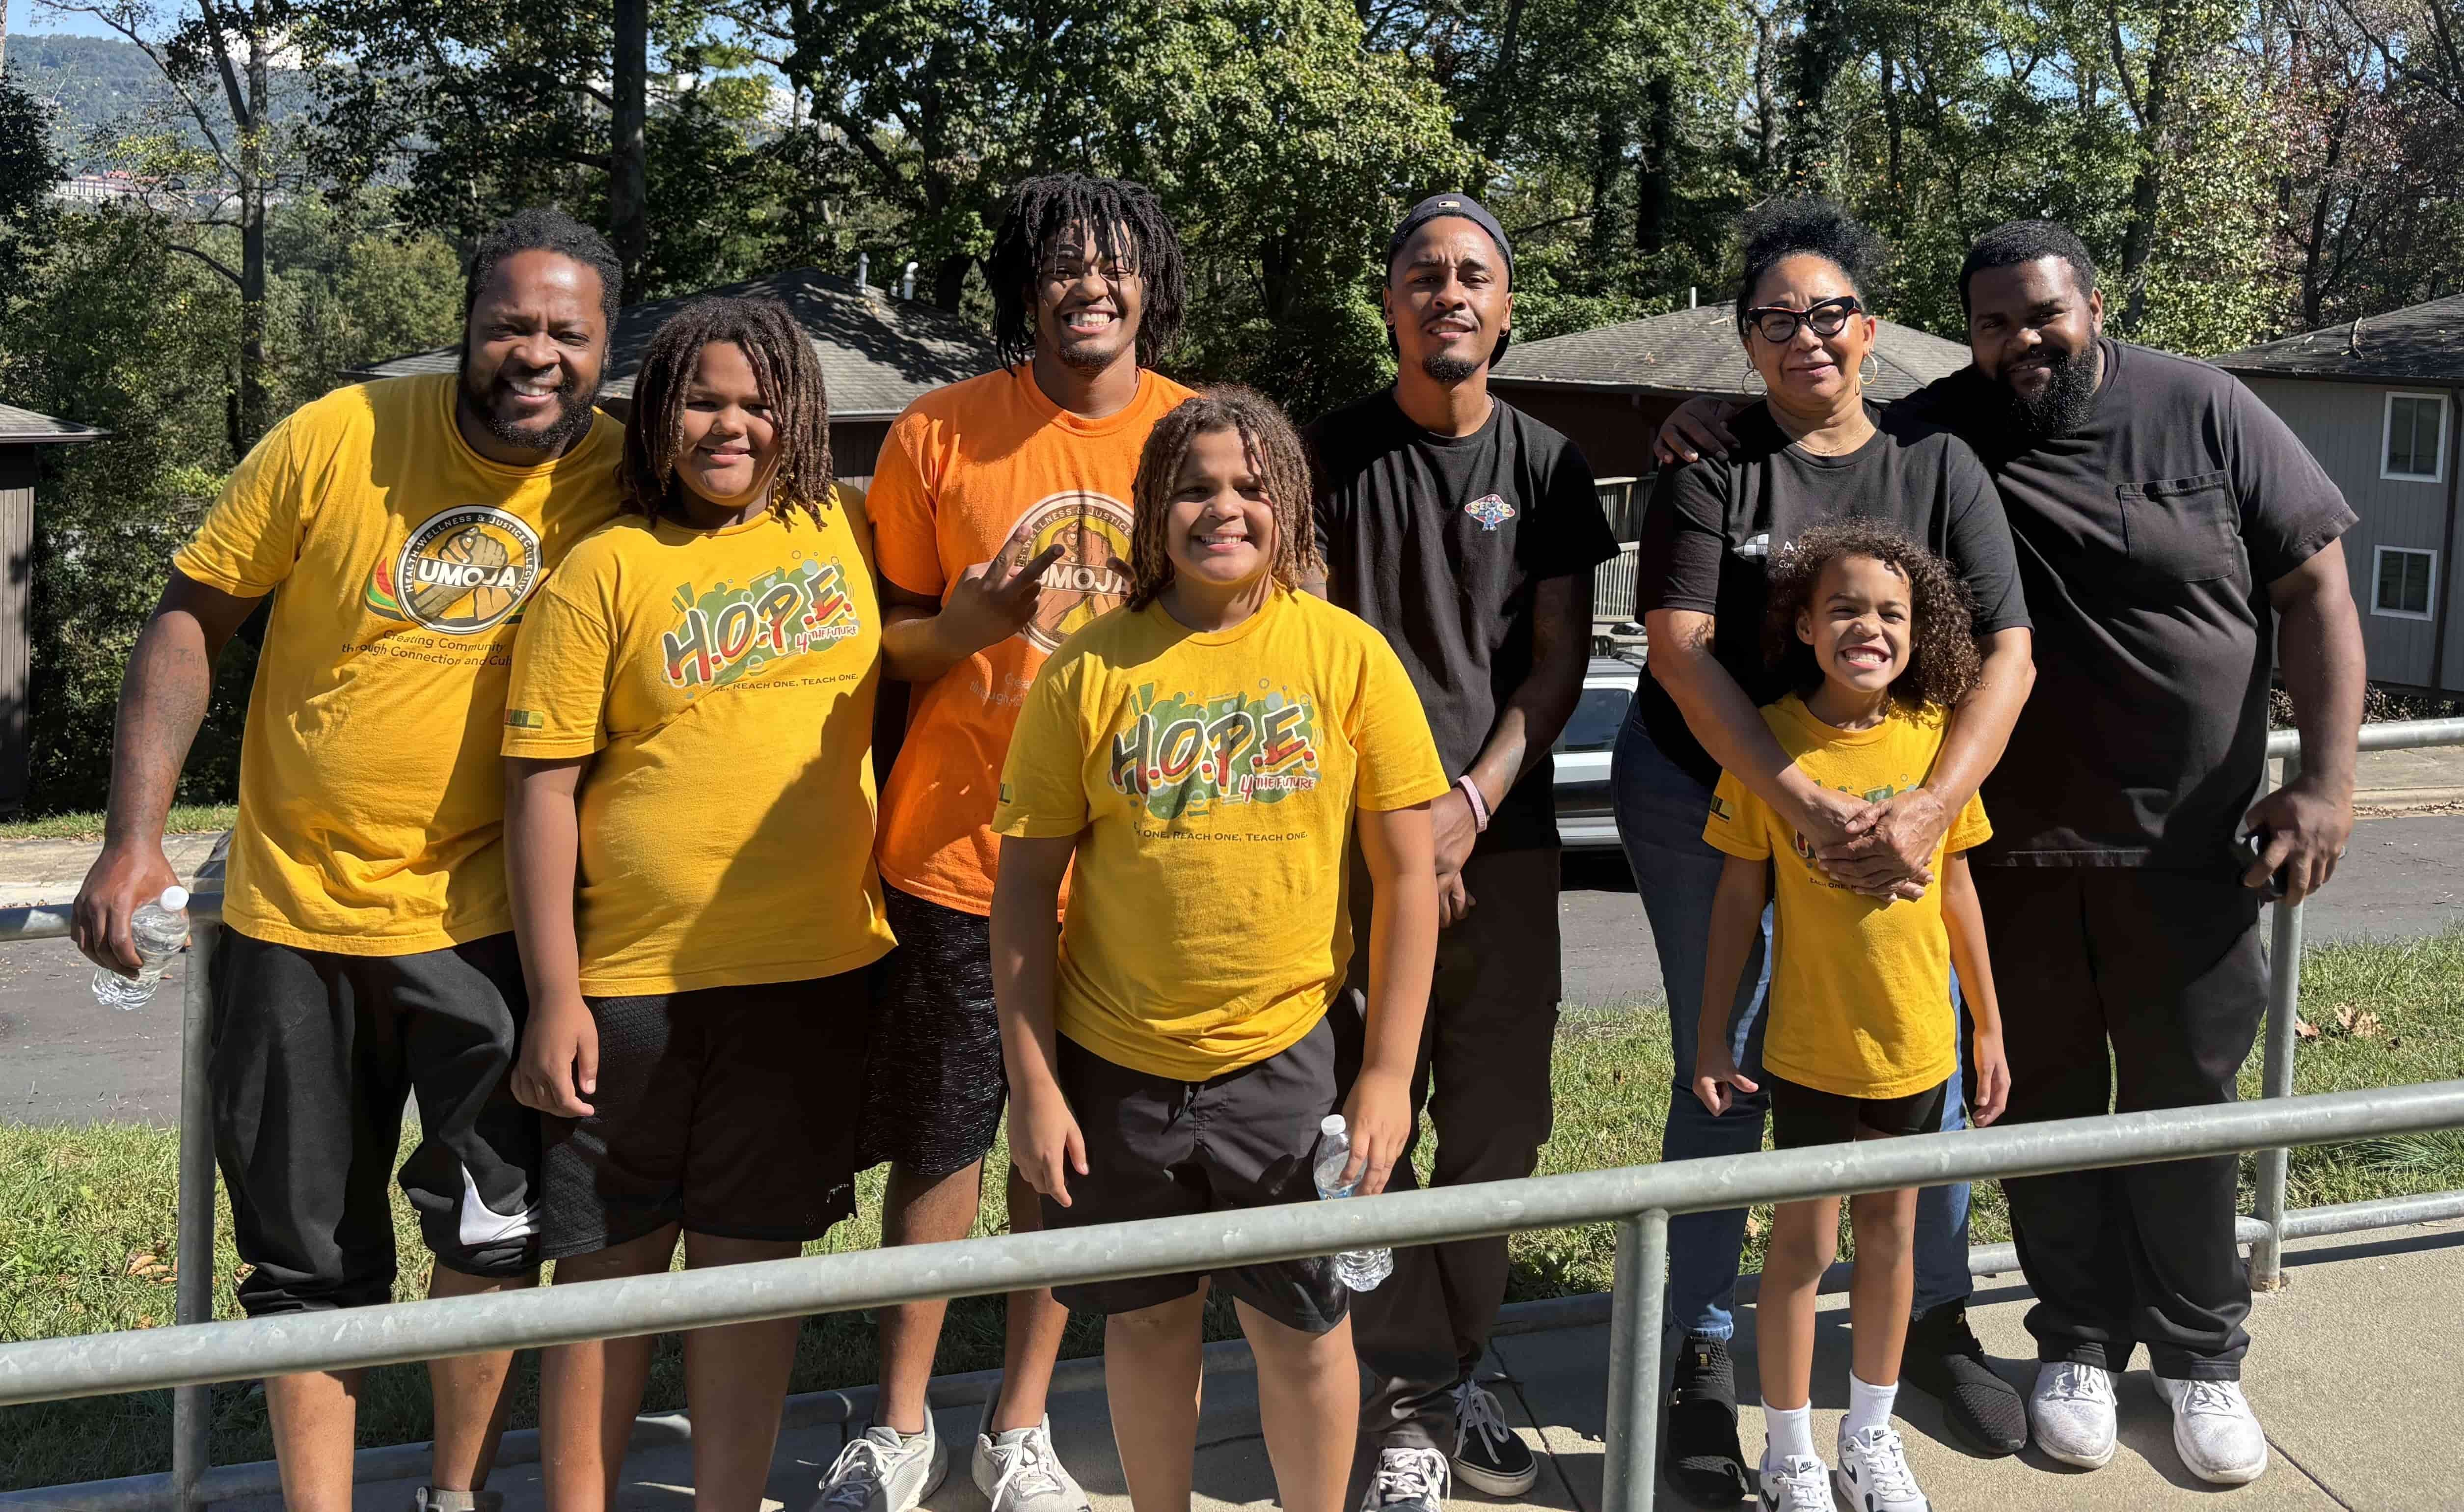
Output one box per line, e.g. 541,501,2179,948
1832,1426,1929,1511
815,1421,949,1512
972,1408,1092,1512
2027,1362,2117,1469
2153,1376,2269,1485
1360,1445,1450,1512
1758,1454,1838,1511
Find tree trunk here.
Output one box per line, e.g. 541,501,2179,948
235,0,270,450
611,0,649,292
2114,0,2184,335
1881,53,1904,217
1785,0,1854,192
1634,72,1676,255
1483,0,1527,158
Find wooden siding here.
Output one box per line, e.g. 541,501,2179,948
0,452,32,814
2243,377,2456,689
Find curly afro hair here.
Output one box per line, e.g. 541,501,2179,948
1732,197,1893,334
1761,520,1981,714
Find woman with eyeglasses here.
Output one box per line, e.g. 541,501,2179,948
1610,198,2039,1510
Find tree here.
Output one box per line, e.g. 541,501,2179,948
0,63,66,291
43,0,295,448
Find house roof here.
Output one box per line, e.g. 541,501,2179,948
1490,302,1972,401
2210,296,2464,385
0,403,109,447
352,267,1000,420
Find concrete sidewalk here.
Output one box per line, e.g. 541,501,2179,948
225,1222,2462,1512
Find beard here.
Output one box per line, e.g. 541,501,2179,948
2003,343,2100,441
459,353,600,454
1053,332,1123,371
1421,351,1483,385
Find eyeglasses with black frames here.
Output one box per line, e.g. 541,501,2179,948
1742,295,1864,344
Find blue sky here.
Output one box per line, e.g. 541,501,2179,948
8,0,122,42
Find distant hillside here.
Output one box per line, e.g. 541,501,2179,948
6,33,303,170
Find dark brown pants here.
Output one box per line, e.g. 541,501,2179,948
1337,845,1564,1456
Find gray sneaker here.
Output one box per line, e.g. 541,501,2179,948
412,1492,502,1512
971,1402,1092,1512
1361,1446,1450,1512
816,1421,949,1512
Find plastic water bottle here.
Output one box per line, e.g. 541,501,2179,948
1313,1114,1394,1291
90,886,190,1010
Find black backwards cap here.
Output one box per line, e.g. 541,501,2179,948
1384,193,1514,367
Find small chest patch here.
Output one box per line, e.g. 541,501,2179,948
1464,493,1516,531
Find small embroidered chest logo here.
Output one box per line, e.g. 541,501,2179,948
1464,493,1516,531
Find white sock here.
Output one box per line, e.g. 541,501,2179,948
1843,1373,1898,1438
1762,1400,1817,1466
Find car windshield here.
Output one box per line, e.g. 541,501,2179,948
1555,684,1631,754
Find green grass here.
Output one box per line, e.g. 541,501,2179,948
2,927,2460,1489
0,805,236,842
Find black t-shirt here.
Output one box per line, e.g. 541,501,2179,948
1897,339,2356,870
1309,390,1620,853
1630,401,2031,791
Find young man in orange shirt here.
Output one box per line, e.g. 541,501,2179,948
812,174,1198,1512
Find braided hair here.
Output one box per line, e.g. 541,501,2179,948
985,174,1188,371
1760,520,1981,714
1126,387,1323,611
619,297,835,528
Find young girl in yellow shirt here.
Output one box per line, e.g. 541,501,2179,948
1692,521,2012,1512
991,387,1449,1512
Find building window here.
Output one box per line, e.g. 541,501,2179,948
2383,392,2448,482
2373,547,2437,621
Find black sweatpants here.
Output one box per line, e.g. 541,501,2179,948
1337,846,1564,1456
1975,867,2265,1380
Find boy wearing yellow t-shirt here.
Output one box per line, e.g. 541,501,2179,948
993,389,1448,1512
1692,524,2012,1512
502,300,895,1511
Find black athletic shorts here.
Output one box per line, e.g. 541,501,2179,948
858,884,1006,1177
539,970,872,1259
1041,1013,1350,1335
1767,1072,1952,1150
209,928,541,1317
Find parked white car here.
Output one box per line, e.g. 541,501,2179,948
1554,655,1641,850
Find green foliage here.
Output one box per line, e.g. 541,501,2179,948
0,192,463,813
0,66,67,292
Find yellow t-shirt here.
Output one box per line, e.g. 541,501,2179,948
871,364,1202,917
1703,694,1991,1099
992,589,1451,1079
172,374,624,955
501,500,896,996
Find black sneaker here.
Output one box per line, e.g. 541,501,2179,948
1902,1300,2026,1456
1665,1332,1751,1508
1447,1378,1539,1496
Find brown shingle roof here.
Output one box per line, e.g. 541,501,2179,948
1491,302,1972,400
0,403,108,446
2211,296,2464,384
352,267,1000,419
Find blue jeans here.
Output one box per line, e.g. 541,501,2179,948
1611,702,1974,1341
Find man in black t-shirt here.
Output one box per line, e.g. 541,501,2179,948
1310,194,1619,1512
1660,222,2363,1489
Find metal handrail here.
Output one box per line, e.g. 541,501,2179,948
3,713,2462,1511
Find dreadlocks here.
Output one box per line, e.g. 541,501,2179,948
1761,520,1982,714
618,297,836,529
985,174,1188,371
1126,387,1322,611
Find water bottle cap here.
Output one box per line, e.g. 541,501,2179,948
158,887,189,911
1320,1115,1346,1135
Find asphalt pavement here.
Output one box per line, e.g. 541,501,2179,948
2,813,2458,1125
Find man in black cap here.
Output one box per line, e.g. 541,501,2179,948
1310,194,1620,1512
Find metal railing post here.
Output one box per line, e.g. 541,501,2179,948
2250,750,2302,1292
1601,1209,1669,1512
171,918,219,1512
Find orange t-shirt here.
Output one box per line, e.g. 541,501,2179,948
871,363,1200,915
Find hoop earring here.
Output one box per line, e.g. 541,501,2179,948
1860,350,1882,385
1742,361,1768,397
